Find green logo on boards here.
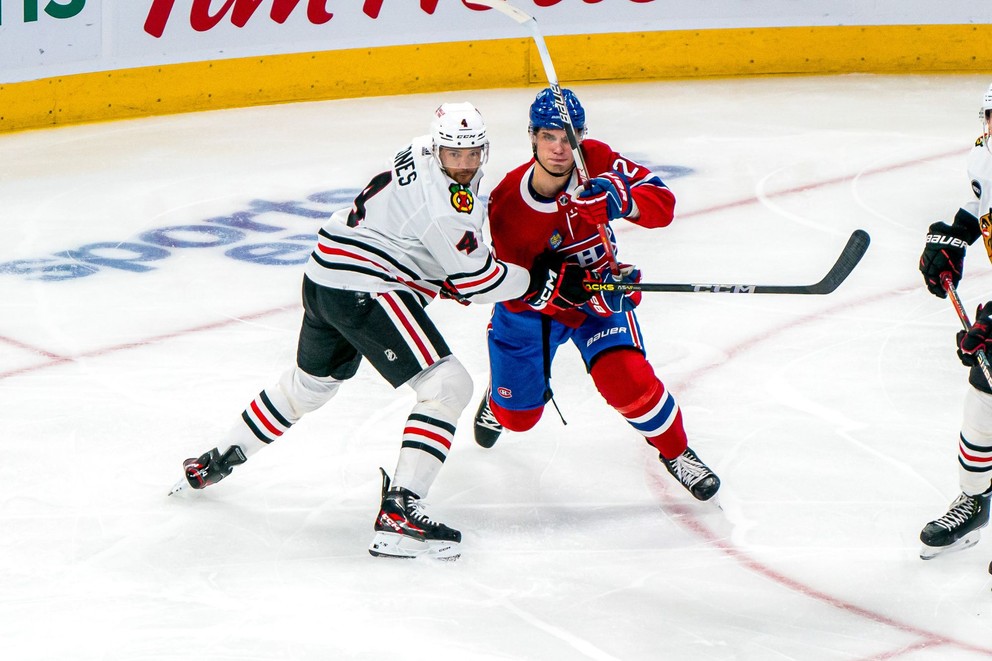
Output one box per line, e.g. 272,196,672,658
1,0,85,25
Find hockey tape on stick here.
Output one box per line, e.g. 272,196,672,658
941,274,992,389
583,229,871,295
473,0,620,274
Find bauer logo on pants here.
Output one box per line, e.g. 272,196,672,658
586,327,627,348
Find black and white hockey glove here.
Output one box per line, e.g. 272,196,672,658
525,251,595,312
957,302,992,366
920,211,981,298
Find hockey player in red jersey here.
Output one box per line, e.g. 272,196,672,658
170,102,595,560
917,83,992,559
472,88,720,501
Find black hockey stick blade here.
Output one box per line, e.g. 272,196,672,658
592,229,870,295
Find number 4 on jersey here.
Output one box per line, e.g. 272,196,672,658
456,231,479,254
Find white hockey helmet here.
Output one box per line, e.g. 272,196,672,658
431,102,489,163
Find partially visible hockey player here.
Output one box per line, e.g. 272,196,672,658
917,82,992,559
170,102,596,560
472,88,721,502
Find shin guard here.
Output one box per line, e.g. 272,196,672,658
590,349,687,459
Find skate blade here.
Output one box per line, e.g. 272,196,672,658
168,476,190,496
368,531,460,561
920,530,982,560
427,539,461,561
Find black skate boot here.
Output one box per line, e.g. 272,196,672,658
369,468,461,560
168,446,246,496
919,491,991,559
660,447,721,501
474,391,503,448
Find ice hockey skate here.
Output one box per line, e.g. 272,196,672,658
368,469,461,560
660,447,721,501
919,491,991,560
168,446,247,496
473,391,503,448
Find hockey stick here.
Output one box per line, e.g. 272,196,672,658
584,228,871,295
941,274,992,388
473,0,621,275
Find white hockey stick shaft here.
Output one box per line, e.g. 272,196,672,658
474,0,620,274
478,2,589,181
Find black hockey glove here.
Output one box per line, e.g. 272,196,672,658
525,251,595,312
920,212,981,298
957,302,992,367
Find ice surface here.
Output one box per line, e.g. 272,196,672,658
1,74,991,660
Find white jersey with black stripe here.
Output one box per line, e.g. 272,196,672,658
965,139,992,232
304,135,529,306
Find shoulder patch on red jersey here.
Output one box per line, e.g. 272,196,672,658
449,184,474,214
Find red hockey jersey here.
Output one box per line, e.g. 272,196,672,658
488,138,676,327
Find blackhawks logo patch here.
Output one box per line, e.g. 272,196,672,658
449,184,474,214
981,213,992,261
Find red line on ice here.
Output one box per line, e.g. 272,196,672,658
663,288,992,658
0,147,986,657
0,305,297,381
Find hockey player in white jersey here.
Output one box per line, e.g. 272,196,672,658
918,83,992,559
169,103,596,560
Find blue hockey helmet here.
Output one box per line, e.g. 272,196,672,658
528,87,586,135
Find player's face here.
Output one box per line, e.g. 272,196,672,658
438,146,485,185
532,128,575,175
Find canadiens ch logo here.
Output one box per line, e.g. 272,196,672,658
449,184,474,214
